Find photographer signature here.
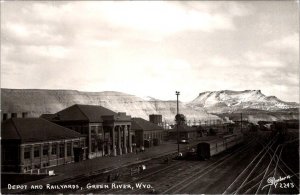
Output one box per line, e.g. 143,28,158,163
261,175,294,190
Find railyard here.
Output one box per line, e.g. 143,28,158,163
6,129,299,194
90,130,299,194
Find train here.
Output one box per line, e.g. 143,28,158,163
197,134,244,159
184,134,244,160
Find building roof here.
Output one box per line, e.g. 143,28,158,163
131,117,164,131
54,104,117,123
40,114,55,120
2,118,83,143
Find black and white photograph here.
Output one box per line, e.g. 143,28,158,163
0,0,299,194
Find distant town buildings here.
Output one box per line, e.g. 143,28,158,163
168,125,202,141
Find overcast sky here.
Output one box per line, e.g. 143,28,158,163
1,1,299,102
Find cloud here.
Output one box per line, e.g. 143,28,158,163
81,1,238,35
0,1,298,103
243,51,285,68
265,33,299,51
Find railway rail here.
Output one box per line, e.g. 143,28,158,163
110,136,257,194
223,131,299,195
16,130,298,194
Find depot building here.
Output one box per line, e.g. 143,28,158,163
43,104,133,159
1,118,86,173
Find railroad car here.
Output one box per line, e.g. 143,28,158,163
197,134,243,159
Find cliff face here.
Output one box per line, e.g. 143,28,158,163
1,88,298,124
1,89,217,123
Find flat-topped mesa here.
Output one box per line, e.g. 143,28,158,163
189,89,298,114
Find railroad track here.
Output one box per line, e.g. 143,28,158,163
223,135,278,194
114,160,208,194
223,132,299,195
240,145,299,194
21,149,182,194
77,145,201,194
161,137,258,194
88,136,257,194
79,160,188,194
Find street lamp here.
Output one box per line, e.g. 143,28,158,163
175,91,180,154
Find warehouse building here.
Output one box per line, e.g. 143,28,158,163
1,118,86,173
131,117,165,148
44,104,133,159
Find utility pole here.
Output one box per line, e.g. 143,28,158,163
176,91,180,154
240,113,243,134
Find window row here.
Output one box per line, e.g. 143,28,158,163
143,132,164,140
23,142,77,159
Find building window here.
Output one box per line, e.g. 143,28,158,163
43,145,49,156
52,144,57,155
74,141,79,147
67,143,72,156
43,162,49,167
99,126,103,132
24,147,31,159
34,147,40,158
98,131,103,140
91,126,97,134
91,140,96,152
81,140,85,147
59,144,65,158
3,113,7,120
3,149,9,161
11,113,17,118
82,126,88,134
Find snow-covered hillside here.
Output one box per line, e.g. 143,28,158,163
188,90,299,113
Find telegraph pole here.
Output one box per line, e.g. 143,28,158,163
176,91,180,154
240,113,243,134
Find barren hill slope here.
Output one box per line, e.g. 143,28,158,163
1,88,217,123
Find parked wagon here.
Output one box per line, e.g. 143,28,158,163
197,134,243,160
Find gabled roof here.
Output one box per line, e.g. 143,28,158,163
131,117,164,131
55,104,117,123
2,118,83,143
